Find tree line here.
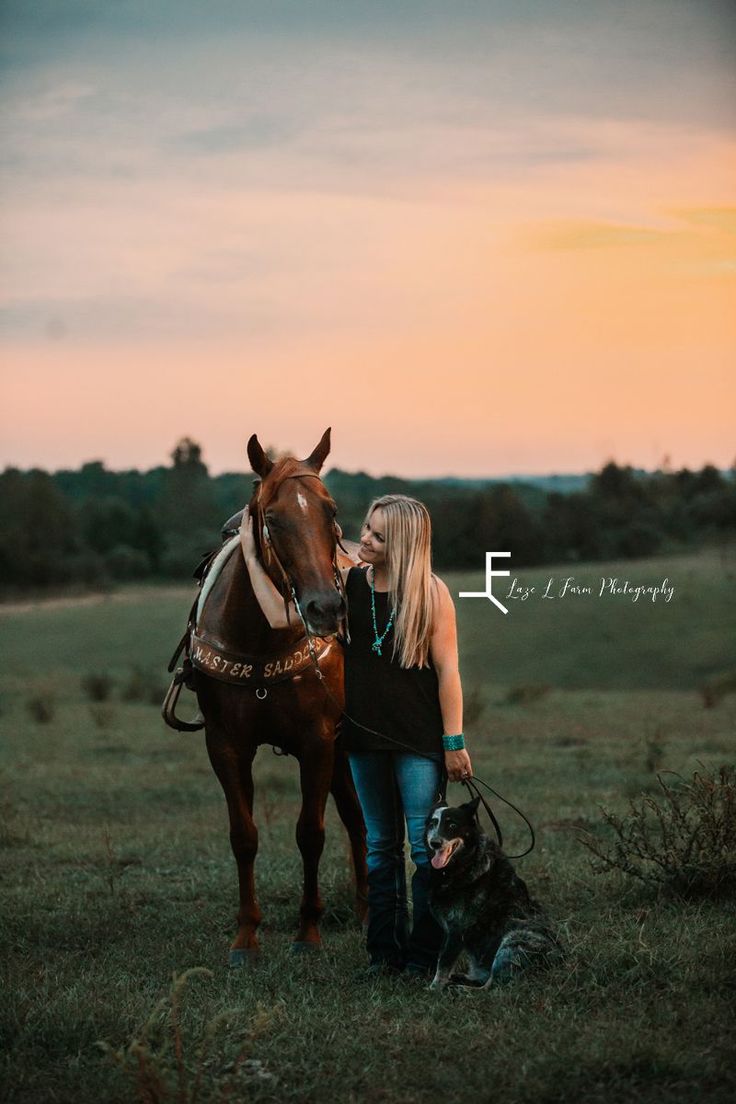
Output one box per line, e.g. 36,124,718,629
1,438,733,593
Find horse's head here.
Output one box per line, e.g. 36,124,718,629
247,428,345,636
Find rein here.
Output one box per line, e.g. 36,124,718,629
287,589,537,861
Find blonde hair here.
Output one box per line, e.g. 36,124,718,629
363,494,436,668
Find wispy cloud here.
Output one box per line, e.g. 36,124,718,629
12,80,96,121
171,116,303,154
526,221,676,252
522,205,736,266
671,206,736,234
0,294,282,342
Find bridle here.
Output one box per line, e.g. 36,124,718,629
250,467,349,638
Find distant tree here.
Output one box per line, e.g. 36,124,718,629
489,485,542,566
170,437,207,473
160,437,220,537
675,465,723,501
692,464,725,495
78,496,137,554
104,544,152,580
131,505,164,571
0,468,80,587
158,438,221,574
543,491,604,562
55,459,116,503
430,492,475,569
591,461,645,502
1,449,731,593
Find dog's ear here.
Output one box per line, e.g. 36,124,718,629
464,795,481,818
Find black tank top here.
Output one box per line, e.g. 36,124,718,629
340,567,444,754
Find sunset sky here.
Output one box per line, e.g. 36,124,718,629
1,1,734,477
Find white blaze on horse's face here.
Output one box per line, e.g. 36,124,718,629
296,490,309,513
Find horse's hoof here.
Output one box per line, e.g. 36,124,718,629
228,948,260,968
291,941,321,955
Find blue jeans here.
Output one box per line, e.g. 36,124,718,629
348,751,445,972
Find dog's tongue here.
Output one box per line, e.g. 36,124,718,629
431,843,455,870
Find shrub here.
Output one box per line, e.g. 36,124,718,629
700,670,736,709
89,703,116,730
578,765,736,899
98,968,279,1103
121,664,166,705
26,693,55,723
504,683,551,706
463,685,486,729
643,728,666,773
104,543,151,580
81,672,114,702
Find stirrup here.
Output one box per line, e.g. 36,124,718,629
162,668,205,732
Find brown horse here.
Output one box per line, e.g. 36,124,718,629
193,428,368,964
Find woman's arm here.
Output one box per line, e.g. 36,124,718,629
430,578,473,783
239,506,296,629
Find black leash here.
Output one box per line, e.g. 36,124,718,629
297,621,536,860
460,775,536,859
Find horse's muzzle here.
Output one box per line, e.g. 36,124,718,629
300,590,346,636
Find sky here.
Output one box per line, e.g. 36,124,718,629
1,0,734,478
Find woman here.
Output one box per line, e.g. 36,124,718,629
240,493,473,978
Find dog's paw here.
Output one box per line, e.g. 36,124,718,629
429,975,448,992
449,972,486,988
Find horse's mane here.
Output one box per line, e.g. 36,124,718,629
255,455,326,493
269,455,303,481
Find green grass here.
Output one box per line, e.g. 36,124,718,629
1,549,735,1103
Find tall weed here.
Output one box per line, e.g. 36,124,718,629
98,968,280,1103
81,672,114,702
579,765,736,899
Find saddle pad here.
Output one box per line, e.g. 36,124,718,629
196,534,241,626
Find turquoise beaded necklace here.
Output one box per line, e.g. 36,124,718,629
369,568,397,656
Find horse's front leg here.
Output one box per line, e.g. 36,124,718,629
206,727,261,965
293,736,334,950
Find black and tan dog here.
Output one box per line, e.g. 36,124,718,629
426,796,561,990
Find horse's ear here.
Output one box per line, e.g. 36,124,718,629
303,427,331,473
247,434,274,478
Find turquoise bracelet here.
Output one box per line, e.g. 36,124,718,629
442,733,465,751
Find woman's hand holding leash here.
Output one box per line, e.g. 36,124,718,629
445,748,473,783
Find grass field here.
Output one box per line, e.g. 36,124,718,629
1,548,735,1103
